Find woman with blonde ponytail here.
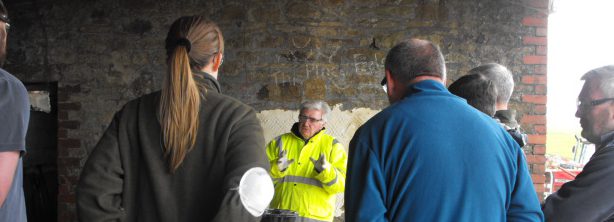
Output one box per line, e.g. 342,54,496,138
77,16,273,222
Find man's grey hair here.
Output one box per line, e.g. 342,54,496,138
581,65,614,97
301,100,331,122
468,63,514,105
385,39,446,84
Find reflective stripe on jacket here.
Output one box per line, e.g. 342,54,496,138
266,129,347,222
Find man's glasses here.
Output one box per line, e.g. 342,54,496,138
577,98,614,109
299,115,323,123
381,77,387,94
0,14,9,32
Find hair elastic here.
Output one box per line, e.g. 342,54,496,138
176,38,192,52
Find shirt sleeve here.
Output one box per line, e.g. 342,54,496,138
211,108,271,222
507,147,545,222
0,75,30,153
542,149,614,222
77,113,126,222
344,132,388,222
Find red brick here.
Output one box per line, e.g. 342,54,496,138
532,163,546,173
534,125,547,134
533,145,546,155
58,129,68,138
523,36,547,45
521,75,547,84
59,120,80,129
65,148,85,158
57,92,69,102
58,111,69,120
522,17,547,27
59,102,82,111
57,84,81,101
523,55,547,64
526,154,547,163
528,134,547,145
58,138,81,149
535,85,547,94
58,158,81,167
59,84,81,93
58,184,71,195
534,104,546,114
58,175,78,185
536,27,548,37
522,115,546,125
534,65,547,74
59,194,76,202
57,147,69,157
522,95,547,104
58,212,76,222
531,174,546,183
536,45,547,55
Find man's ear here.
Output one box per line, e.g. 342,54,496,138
385,69,395,97
212,53,223,72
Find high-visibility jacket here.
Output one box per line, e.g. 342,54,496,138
266,127,347,222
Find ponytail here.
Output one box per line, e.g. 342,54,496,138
160,16,224,173
159,43,201,173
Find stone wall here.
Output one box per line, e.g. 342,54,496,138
3,0,549,221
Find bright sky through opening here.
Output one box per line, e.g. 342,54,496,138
548,0,614,133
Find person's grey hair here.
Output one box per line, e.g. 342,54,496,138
300,100,331,122
468,63,514,105
384,38,446,84
581,65,614,97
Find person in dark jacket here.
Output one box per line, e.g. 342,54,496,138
449,74,530,147
543,65,614,221
468,63,528,147
345,38,543,221
77,16,273,222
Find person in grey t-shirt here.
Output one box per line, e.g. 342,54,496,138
0,1,29,221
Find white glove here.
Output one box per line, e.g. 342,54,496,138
310,154,331,174
277,149,294,172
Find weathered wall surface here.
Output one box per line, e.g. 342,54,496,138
258,106,379,148
4,0,548,221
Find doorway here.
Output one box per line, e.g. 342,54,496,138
24,82,58,222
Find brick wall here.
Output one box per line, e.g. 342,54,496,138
3,0,549,220
57,84,82,221
519,0,549,199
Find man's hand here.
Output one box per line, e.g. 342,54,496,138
310,154,331,174
277,149,294,172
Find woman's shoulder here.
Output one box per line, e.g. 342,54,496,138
204,91,255,113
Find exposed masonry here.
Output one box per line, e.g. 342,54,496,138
4,0,548,220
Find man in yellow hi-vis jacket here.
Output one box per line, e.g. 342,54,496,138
266,100,347,222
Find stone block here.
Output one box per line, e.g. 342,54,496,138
221,4,247,21
258,82,303,102
287,2,321,20
304,78,326,100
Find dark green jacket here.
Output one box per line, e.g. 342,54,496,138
77,72,269,222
